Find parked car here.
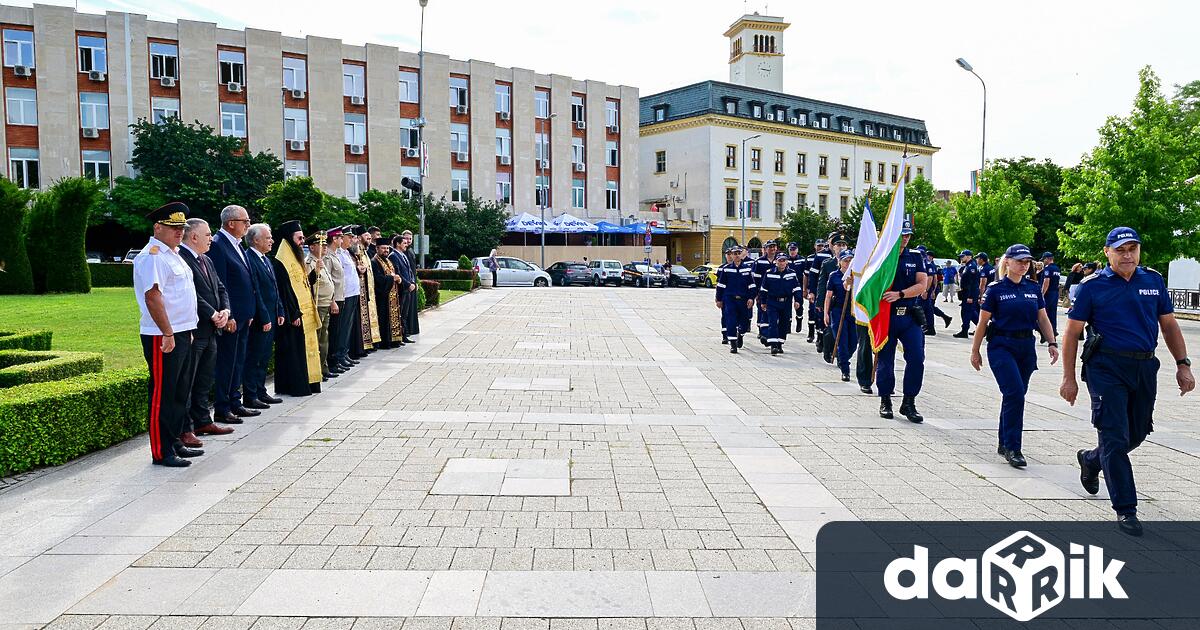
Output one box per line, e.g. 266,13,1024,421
122,249,141,263
622,263,666,288
588,259,624,286
86,251,103,264
692,264,719,288
546,261,592,286
470,257,495,285
469,256,549,286
660,264,699,288
433,259,460,270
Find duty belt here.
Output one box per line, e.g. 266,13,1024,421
770,296,790,302
1099,347,1156,360
989,329,1033,339
892,305,908,316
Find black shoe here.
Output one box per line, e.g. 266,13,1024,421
806,325,815,343
1117,514,1143,537
942,315,953,328
402,338,415,344
841,372,850,382
243,400,270,410
879,396,894,419
730,345,738,354
722,338,729,345
823,352,833,364
860,385,873,394
1077,449,1100,495
736,336,744,349
174,445,205,458
952,331,969,339
998,444,1006,456
795,320,803,333
924,330,936,336
232,406,261,418
259,395,283,405
899,396,924,423
770,345,782,355
215,412,244,424
1006,449,1027,468
153,455,192,467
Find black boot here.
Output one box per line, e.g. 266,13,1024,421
722,337,729,345
730,343,738,354
770,343,782,355
879,396,893,419
795,318,803,333
952,331,969,339
1005,449,1027,468
942,314,953,328
737,335,744,348
899,396,924,423
806,323,815,343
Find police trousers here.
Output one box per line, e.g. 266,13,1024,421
831,303,856,374
987,337,1038,451
808,292,824,330
876,309,925,397
763,298,792,344
1045,291,1059,337
142,332,193,462
960,299,980,334
1081,353,1159,516
721,296,751,341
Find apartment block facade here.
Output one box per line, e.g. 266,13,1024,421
0,3,640,222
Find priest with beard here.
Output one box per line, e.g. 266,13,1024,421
271,220,322,396
372,240,403,349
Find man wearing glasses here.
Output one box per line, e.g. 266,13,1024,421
207,204,261,424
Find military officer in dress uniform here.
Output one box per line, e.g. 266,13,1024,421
715,246,756,354
953,250,981,338
786,242,807,333
133,203,202,467
876,219,928,422
1061,227,1194,536
1039,251,1062,341
804,239,831,343
758,252,802,355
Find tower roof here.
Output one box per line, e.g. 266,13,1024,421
723,12,790,38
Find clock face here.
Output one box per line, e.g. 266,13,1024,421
756,61,772,77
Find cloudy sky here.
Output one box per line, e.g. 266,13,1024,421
33,0,1200,191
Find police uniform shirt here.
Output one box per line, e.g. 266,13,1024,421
133,236,199,336
759,267,800,300
788,255,808,277
981,263,997,285
715,261,755,300
924,259,939,296
828,268,850,307
890,249,924,306
806,251,831,288
960,261,981,298
1069,267,1173,353
1040,263,1061,293
981,277,1045,331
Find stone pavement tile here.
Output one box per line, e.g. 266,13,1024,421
46,537,165,556
0,554,140,624
476,571,652,616
697,572,814,617
173,568,273,615
415,570,487,615
94,615,160,630
645,571,711,616
70,568,218,615
234,570,432,616
42,615,109,630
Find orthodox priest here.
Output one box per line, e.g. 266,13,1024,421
271,220,322,396
372,240,403,349
348,226,376,357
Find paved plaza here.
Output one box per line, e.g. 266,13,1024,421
3,286,1199,628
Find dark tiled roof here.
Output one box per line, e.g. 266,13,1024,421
639,80,933,146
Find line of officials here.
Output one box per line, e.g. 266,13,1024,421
132,202,420,468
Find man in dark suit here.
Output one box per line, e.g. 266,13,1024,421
244,223,285,407
206,204,260,423
178,219,236,442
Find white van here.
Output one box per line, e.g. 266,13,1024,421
588,260,623,286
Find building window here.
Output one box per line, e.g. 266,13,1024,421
818,155,828,177
5,88,36,125
605,100,619,128
818,194,827,214
451,169,469,202
840,195,849,217
402,119,420,150
342,64,364,98
535,132,550,162
796,112,808,126
891,164,899,184
496,172,512,206
654,108,665,122
571,95,585,123
863,161,872,183
285,159,308,178
450,123,469,157
725,145,736,169
78,36,107,73
534,89,550,119
283,57,307,92
750,148,761,171
751,104,762,118
572,178,585,209
605,180,618,210
400,166,420,196
80,92,109,130
839,157,849,179
774,191,785,221
774,150,784,174
9,148,39,189
218,50,245,85
655,151,666,174
495,128,511,159
152,97,179,124
797,153,807,175
449,76,468,109
571,138,584,165
878,162,886,184
725,188,737,218
81,150,111,184
749,190,761,219
605,141,618,167
916,166,924,179
3,29,34,68
724,101,736,115
904,165,911,183
819,115,829,129
864,123,875,136
149,42,178,79
535,175,550,207
840,120,852,133
797,191,807,209
284,108,308,141
346,163,367,199
495,83,510,114
220,102,246,138
344,113,366,146
398,70,419,103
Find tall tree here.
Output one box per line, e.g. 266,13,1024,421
990,157,1067,255
906,177,955,257
0,177,34,294
423,195,507,262
1059,67,1200,270
26,178,102,293
358,189,419,236
780,204,835,252
842,188,892,235
944,171,1037,257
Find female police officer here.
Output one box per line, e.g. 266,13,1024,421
969,244,1059,468
824,249,856,382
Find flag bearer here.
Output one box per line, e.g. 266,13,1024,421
759,252,802,355
875,219,928,422
824,249,857,381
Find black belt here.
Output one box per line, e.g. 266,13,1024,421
769,296,790,302
990,329,1033,339
1099,347,1155,360
891,305,911,316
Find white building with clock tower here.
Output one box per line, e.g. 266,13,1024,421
726,13,787,92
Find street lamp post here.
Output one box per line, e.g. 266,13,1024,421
955,57,987,175
740,134,761,247
539,112,556,268
417,0,428,268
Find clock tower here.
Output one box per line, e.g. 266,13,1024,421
726,12,788,92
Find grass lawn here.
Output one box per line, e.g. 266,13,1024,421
0,288,143,370
439,289,468,305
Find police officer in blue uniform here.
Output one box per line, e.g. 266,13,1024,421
919,247,953,335
752,240,779,345
787,242,807,333
953,250,980,338
715,246,756,354
1039,251,1062,341
804,239,831,343
717,247,736,345
758,252,802,355
877,219,929,422
1061,227,1194,536
977,252,995,296
824,249,856,381
970,244,1060,468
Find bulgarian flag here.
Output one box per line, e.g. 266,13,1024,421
852,161,907,352
849,197,878,325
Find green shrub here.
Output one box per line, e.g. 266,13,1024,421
0,350,104,387
26,178,101,294
436,279,474,292
0,329,53,351
0,176,34,294
416,281,426,310
457,254,471,270
88,263,135,287
419,279,441,307
416,268,475,281
0,367,148,476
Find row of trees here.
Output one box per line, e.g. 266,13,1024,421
0,177,102,294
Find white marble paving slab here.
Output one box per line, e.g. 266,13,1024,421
235,569,432,616
476,570,652,617
0,554,139,624
415,570,486,616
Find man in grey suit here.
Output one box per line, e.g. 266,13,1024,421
178,219,235,444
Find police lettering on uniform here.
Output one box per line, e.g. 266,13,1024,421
1039,251,1062,340
758,252,802,355
969,244,1060,468
133,202,202,468
876,218,928,423
1060,227,1194,537
804,239,832,343
953,250,981,338
752,240,780,345
786,242,807,333
715,246,756,354
824,249,856,381
977,252,995,296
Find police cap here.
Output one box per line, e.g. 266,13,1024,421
1106,226,1141,248
1004,244,1033,261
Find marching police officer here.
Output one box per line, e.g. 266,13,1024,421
920,247,953,335
977,252,995,297
786,242,807,333
1039,251,1062,341
758,252,802,355
716,246,756,353
876,218,928,422
718,247,736,345
824,249,856,381
804,239,831,343
751,240,779,345
817,232,849,361
953,250,981,338
1061,227,1194,536
970,244,1060,468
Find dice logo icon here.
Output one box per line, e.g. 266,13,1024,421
982,531,1065,621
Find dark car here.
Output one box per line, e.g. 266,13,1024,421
547,261,592,286
622,263,667,287
659,264,699,288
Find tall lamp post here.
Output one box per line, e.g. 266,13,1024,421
538,112,557,268
955,57,986,176
739,134,761,247
416,0,429,267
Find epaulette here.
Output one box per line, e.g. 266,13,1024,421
1141,266,1162,278
1078,272,1101,284
148,245,160,255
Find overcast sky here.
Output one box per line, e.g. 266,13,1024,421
33,0,1200,191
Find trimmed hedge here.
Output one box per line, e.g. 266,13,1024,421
89,263,134,288
0,329,53,351
416,269,475,281
0,350,104,387
420,279,441,307
0,367,148,476
437,279,474,292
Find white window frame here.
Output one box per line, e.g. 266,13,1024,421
399,70,419,103
605,141,618,167
151,97,179,124
534,90,550,119
9,148,38,189
344,113,366,146
220,102,246,138
449,77,468,108
5,87,36,126
495,84,511,114
774,191,785,221
346,163,368,199
496,172,512,206
282,57,307,92
80,92,110,130
78,36,107,73
751,104,762,118
285,159,309,179
3,29,34,68
724,101,736,114
495,129,512,158
450,123,469,156
218,50,245,86
571,138,584,165
605,101,619,127
571,179,585,209
535,132,550,162
605,181,618,210
401,120,420,150
81,149,111,184
535,175,550,207
284,108,308,142
149,42,178,79
570,95,584,123
797,153,807,175
342,64,365,98
451,169,470,202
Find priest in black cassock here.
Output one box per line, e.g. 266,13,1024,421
271,220,322,396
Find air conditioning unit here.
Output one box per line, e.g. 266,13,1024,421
766,113,775,121
349,144,364,155
573,163,585,173
455,103,468,114
226,82,243,93
789,117,798,125
290,89,306,99
454,151,468,162
670,207,682,220
13,65,30,77
350,95,365,105
81,127,100,138
575,120,585,130
811,119,820,128
499,155,511,165
498,110,510,121
539,159,550,169
607,124,619,134
405,147,420,158
159,76,176,87
288,139,305,151
88,70,106,82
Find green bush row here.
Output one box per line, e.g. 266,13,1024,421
0,330,53,351
416,269,476,281
420,279,442,308
89,263,134,287
0,367,148,476
0,350,104,388
436,279,475,292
